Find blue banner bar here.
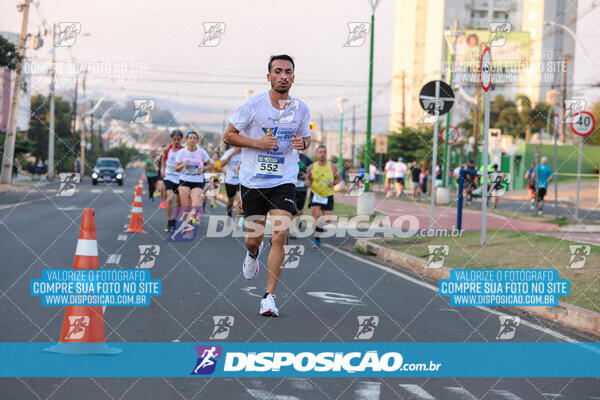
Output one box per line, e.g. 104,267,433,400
1,342,599,377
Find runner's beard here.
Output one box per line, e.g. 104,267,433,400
272,82,290,94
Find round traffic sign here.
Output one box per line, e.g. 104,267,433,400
480,47,492,92
441,126,460,145
418,80,455,117
571,111,595,137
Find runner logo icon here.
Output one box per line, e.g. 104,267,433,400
496,316,520,340
65,315,89,340
57,173,80,196
566,245,590,269
488,22,512,47
426,245,449,269
131,99,155,124
282,245,304,269
210,316,234,340
136,245,160,269
344,22,369,47
56,22,81,47
354,316,379,340
191,345,222,375
199,22,226,47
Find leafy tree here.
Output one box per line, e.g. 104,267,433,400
103,145,140,166
0,34,22,70
27,94,73,167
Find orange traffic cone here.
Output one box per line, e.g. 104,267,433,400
44,209,121,355
125,185,146,233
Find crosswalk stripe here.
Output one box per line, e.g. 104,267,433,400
398,384,435,399
245,389,299,400
354,381,381,400
491,389,523,400
117,234,127,241
106,254,121,264
288,378,313,391
445,387,478,400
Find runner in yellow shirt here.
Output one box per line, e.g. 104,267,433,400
305,145,341,248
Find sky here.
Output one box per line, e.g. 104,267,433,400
1,0,599,134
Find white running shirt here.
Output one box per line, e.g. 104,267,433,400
393,162,407,178
385,161,396,179
220,147,241,185
164,146,183,184
175,146,210,183
229,91,311,189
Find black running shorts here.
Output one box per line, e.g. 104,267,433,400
240,183,296,217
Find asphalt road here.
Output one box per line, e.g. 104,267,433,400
0,168,598,399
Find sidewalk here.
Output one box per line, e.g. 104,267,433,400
336,193,558,233
0,173,51,195
502,180,599,209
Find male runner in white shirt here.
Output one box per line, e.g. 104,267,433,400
224,54,311,317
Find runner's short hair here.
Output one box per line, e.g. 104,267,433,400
317,145,327,151
171,129,183,138
268,54,295,73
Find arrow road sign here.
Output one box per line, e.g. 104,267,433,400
419,80,455,117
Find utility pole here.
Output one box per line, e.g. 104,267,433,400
0,0,32,184
351,104,356,167
80,68,87,176
48,23,56,181
320,112,324,147
401,70,406,128
472,85,481,164
364,0,380,192
559,55,572,144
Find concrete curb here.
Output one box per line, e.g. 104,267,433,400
355,239,600,338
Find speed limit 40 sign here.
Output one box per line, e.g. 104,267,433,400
571,111,595,137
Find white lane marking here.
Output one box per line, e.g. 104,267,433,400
288,378,313,391
106,254,121,264
91,189,102,193
123,224,128,229
322,244,579,343
306,291,365,306
445,387,478,400
354,381,381,400
112,189,124,194
491,389,523,400
241,287,262,298
542,395,565,399
117,234,127,241
245,389,299,400
57,206,83,211
0,198,44,210
398,384,435,399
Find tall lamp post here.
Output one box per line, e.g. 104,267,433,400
336,97,348,172
442,21,462,187
364,0,380,193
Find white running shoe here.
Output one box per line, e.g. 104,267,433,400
260,293,279,317
242,241,263,280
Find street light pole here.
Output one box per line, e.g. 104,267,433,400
0,0,32,184
336,98,348,172
442,20,462,187
364,0,380,192
48,23,56,181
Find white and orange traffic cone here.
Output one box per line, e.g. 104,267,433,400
125,185,146,233
44,209,121,355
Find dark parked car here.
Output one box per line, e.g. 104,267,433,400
92,157,124,185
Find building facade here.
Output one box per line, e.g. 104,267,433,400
389,0,577,130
